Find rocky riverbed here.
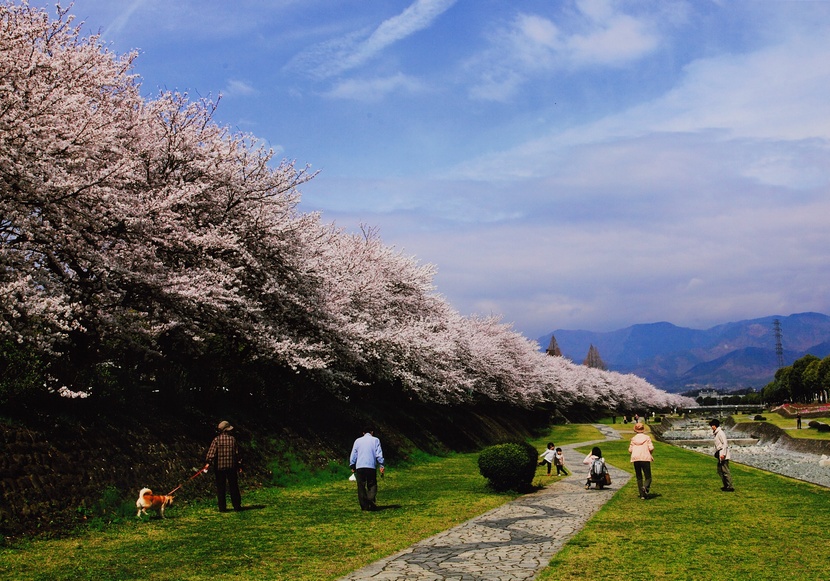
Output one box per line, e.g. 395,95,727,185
723,443,830,488
676,435,830,488
659,417,830,488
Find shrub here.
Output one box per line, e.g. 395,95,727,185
753,415,767,421
817,423,830,433
808,420,821,429
477,441,538,492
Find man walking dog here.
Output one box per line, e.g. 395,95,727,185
205,420,243,512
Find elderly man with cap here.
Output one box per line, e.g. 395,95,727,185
205,420,243,512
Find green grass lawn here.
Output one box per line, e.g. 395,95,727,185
732,413,830,439
2,423,828,581
538,435,830,580
0,424,600,581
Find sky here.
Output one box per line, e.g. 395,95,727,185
30,0,830,341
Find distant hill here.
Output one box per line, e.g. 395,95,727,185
539,312,830,393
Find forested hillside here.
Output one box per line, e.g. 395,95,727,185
542,312,830,391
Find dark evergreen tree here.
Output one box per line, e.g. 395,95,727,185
545,335,562,357
583,344,607,370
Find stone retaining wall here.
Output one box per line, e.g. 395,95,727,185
730,421,830,455
0,414,230,539
0,398,554,540
653,415,830,456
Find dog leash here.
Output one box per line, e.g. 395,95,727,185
166,464,210,496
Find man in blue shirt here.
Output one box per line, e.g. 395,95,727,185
349,428,385,511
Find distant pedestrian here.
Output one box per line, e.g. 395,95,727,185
553,447,568,476
205,420,243,512
349,427,385,511
629,423,654,499
539,442,556,475
709,419,734,492
797,414,802,429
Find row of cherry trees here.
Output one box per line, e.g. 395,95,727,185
0,2,693,413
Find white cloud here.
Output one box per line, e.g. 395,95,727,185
564,10,659,66
322,73,425,102
290,0,457,80
222,79,258,97
467,1,660,101
372,191,830,336
454,24,830,183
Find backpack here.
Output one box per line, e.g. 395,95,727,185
590,457,606,477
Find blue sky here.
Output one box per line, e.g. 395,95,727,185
36,0,830,340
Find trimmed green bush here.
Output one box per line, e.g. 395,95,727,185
477,441,538,492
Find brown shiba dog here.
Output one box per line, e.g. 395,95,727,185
136,487,174,518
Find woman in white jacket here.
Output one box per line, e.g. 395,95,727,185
628,423,655,499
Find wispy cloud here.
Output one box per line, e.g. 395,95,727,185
454,24,830,183
467,0,661,101
103,0,146,38
289,0,457,80
323,73,425,102
221,79,258,98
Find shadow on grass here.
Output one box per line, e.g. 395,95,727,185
235,504,267,512
374,504,402,511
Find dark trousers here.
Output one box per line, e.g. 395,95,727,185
355,467,378,510
633,461,652,497
717,459,733,489
215,468,241,511
555,463,568,475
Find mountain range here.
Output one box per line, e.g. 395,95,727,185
538,312,830,393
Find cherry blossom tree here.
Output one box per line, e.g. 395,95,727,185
0,1,695,413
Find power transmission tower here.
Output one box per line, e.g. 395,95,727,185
773,318,784,368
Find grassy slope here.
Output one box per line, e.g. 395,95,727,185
733,412,830,440
2,423,828,581
0,425,596,581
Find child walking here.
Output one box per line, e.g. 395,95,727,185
539,442,556,475
553,447,568,475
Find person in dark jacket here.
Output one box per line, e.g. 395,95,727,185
205,420,242,512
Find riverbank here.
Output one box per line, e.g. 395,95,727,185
654,416,830,488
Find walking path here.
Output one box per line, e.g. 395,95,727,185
339,425,631,581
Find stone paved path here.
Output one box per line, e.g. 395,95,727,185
339,425,630,581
